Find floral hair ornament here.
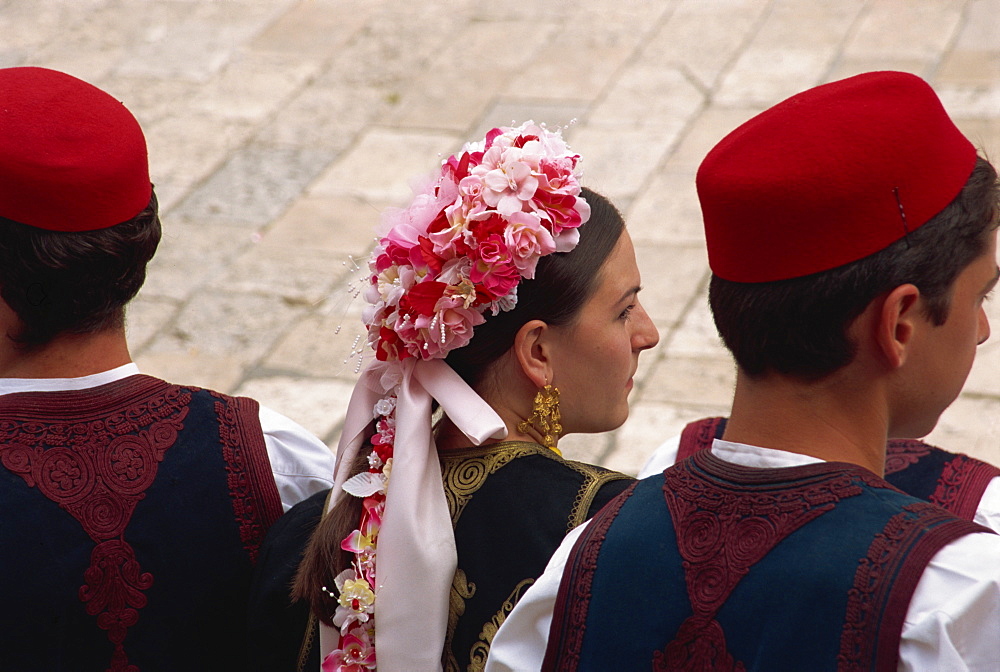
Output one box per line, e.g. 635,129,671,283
320,121,590,672
361,120,590,363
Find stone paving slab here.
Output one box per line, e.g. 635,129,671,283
6,0,1000,471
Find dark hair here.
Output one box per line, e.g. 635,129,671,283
710,157,1000,380
293,186,626,623
0,190,161,347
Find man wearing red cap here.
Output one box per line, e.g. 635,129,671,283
486,71,1000,670
0,67,334,671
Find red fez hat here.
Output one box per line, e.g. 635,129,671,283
698,71,977,283
0,66,151,232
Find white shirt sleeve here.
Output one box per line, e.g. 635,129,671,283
972,477,1000,533
485,522,588,672
637,433,681,478
258,405,335,512
899,529,1000,670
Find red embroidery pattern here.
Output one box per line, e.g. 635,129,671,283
541,481,638,671
838,502,987,670
0,382,189,672
929,453,1000,522
653,616,745,672
930,455,973,512
884,439,932,476
657,455,878,670
210,392,282,562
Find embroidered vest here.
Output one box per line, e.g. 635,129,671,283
0,375,283,672
543,451,989,671
439,442,632,672
678,417,1000,521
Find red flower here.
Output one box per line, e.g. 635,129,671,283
484,127,503,149
407,236,443,275
533,189,584,234
468,213,507,242
444,151,474,181
375,326,410,362
470,235,520,302
399,281,447,316
512,133,539,148
376,242,410,273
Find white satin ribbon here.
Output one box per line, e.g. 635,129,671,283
320,358,507,671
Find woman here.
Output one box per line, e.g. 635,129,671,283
267,122,658,671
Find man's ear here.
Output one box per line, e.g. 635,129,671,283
513,319,552,388
876,283,923,369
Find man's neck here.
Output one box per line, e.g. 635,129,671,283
722,368,889,476
0,329,132,379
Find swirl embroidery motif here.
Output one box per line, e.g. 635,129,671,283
926,453,1000,520
439,442,539,525
658,460,871,669
0,387,189,672
883,439,932,476
929,454,973,512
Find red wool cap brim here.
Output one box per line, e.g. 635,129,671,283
698,71,977,283
0,66,151,232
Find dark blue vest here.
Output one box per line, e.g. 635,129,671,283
0,375,283,672
678,417,1000,521
543,451,989,671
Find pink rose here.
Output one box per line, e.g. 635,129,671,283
470,235,520,301
536,156,579,192
398,295,485,359
533,189,590,236
503,212,556,278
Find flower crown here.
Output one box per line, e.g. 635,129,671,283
362,121,591,362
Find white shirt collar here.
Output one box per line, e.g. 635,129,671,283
711,438,826,469
0,363,140,396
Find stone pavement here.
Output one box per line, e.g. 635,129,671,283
5,0,1000,474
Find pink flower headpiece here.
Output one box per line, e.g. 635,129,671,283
323,122,587,671
362,121,590,362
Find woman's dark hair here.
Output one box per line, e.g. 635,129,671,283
293,186,626,624
0,190,162,347
710,157,999,380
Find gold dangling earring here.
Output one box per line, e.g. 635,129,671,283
518,384,562,455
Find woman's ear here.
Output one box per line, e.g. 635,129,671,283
875,283,922,369
513,319,552,388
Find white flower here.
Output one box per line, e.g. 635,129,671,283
374,397,396,417
343,472,385,498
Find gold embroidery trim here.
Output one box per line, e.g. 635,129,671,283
467,578,536,672
439,441,556,524
563,461,633,532
296,612,318,672
443,570,477,672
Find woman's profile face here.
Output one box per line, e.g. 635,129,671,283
546,230,659,435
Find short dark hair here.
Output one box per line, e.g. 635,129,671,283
710,157,999,380
445,186,625,387
0,190,161,347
